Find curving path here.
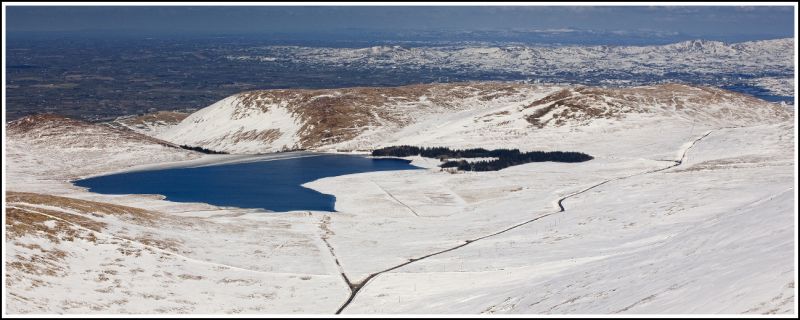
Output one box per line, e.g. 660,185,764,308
332,130,716,314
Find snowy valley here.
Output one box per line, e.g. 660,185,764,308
4,81,796,314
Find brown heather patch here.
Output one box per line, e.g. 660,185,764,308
5,206,105,243
229,82,532,148
525,105,558,128
524,88,575,109
6,192,190,253
134,236,182,252
7,251,69,277
235,128,281,144
206,128,283,145
523,83,791,127
523,86,644,127
5,206,78,279
6,114,92,134
178,274,204,280
293,94,382,147
8,114,182,153
6,192,192,282
476,84,524,101
477,110,513,123
7,192,160,226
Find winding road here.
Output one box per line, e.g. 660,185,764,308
328,129,716,314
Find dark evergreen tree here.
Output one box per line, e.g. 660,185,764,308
179,145,229,154
372,145,592,171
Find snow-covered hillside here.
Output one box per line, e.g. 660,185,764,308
4,82,796,315
5,114,201,185
158,83,790,154
227,38,794,76
106,111,191,136
157,83,555,153
224,38,795,98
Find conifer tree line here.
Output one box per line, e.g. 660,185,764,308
179,144,229,154
372,145,593,171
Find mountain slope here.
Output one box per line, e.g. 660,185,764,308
4,82,795,314
105,111,191,136
6,114,200,182
5,191,347,313
519,84,789,128
157,83,791,154
157,82,548,153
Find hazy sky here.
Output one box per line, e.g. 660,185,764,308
5,5,796,39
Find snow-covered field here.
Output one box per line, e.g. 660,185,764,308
749,77,796,97
224,38,795,97
3,83,796,315
226,39,794,77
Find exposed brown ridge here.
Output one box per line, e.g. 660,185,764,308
230,82,532,149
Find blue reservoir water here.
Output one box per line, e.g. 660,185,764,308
73,154,419,212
